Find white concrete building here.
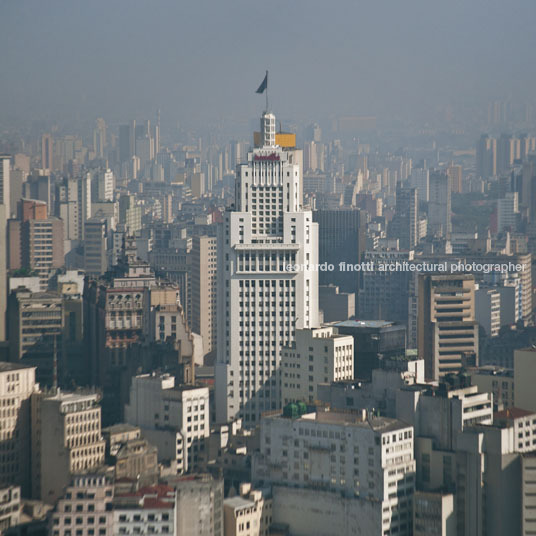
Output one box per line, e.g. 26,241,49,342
281,327,353,404
216,111,319,426
254,410,415,536
475,286,501,337
114,485,177,536
497,192,519,233
97,169,114,202
124,374,209,472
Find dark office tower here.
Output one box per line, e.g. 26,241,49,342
313,208,367,294
119,122,135,163
428,171,451,238
332,320,406,380
476,134,497,178
389,186,417,249
41,133,53,171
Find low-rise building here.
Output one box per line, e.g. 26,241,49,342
223,484,271,536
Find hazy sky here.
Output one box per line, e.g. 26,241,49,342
1,0,535,131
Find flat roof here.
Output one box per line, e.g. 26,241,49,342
294,411,409,433
334,320,395,329
224,496,255,509
0,361,35,372
102,423,139,435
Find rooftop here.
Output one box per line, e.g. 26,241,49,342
334,320,396,329
102,423,140,435
224,496,255,510
277,410,409,433
494,407,536,421
0,361,35,372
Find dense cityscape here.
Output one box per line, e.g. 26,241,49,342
1,1,536,535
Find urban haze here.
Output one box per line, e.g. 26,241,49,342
0,1,535,535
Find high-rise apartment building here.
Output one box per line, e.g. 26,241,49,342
390,186,417,249
428,171,451,237
93,118,107,159
8,198,64,289
497,133,517,175
497,191,519,232
41,134,53,171
31,391,105,503
476,134,497,178
0,155,10,218
417,274,479,381
409,167,429,202
446,162,462,194
191,235,217,358
215,111,319,426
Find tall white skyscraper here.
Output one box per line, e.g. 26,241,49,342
0,155,10,218
215,111,319,426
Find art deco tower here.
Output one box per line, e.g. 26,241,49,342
215,111,319,426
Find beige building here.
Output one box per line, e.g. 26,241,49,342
515,348,536,413
102,423,158,487
418,274,479,381
49,473,114,536
281,327,353,405
31,390,105,503
0,363,37,497
223,483,272,536
190,235,217,358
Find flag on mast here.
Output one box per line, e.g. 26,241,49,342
256,71,268,94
